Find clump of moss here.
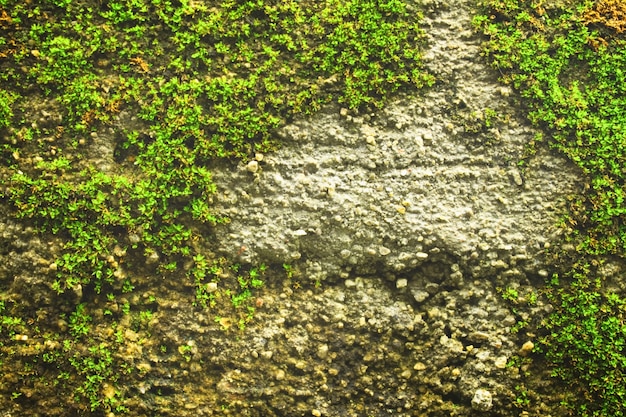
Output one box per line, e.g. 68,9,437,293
475,1,626,415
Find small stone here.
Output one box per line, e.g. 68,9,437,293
206,282,218,293
246,160,259,173
519,340,534,356
136,362,152,373
476,350,490,361
502,315,517,327
339,108,349,117
317,344,329,359
491,259,508,269
412,290,429,303
415,252,429,260
396,278,408,289
471,389,493,411
494,356,508,369
379,246,391,256
146,251,160,265
312,410,322,417
440,335,464,353
400,370,412,379
275,369,286,380
413,362,427,371
510,168,524,186
57,319,68,332
101,383,117,400
72,284,83,300
467,331,491,344
255,153,264,162
113,245,126,257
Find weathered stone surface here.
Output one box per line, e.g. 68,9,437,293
210,5,582,286
0,0,585,416
472,388,494,411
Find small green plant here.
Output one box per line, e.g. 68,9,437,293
501,286,519,302
68,303,91,339
0,302,25,340
483,107,498,128
514,385,531,408
283,263,294,279
540,268,626,416
475,0,626,256
68,343,125,412
121,279,134,293
177,344,193,362
121,302,131,315
0,89,16,129
139,310,153,322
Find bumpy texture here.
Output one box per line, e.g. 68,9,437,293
0,0,586,416
210,2,582,285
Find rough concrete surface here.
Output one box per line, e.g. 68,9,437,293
167,0,585,414
0,0,586,416
210,0,582,285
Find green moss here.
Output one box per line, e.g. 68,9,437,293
475,1,626,415
2,0,431,298
474,0,626,255
0,0,431,413
543,267,626,417
0,89,15,129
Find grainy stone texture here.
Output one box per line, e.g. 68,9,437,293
164,0,585,414
209,1,582,285
0,0,585,416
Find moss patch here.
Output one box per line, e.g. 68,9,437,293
475,1,626,415
0,0,431,414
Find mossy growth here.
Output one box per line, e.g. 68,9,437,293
1,0,432,294
475,1,626,415
0,0,432,414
